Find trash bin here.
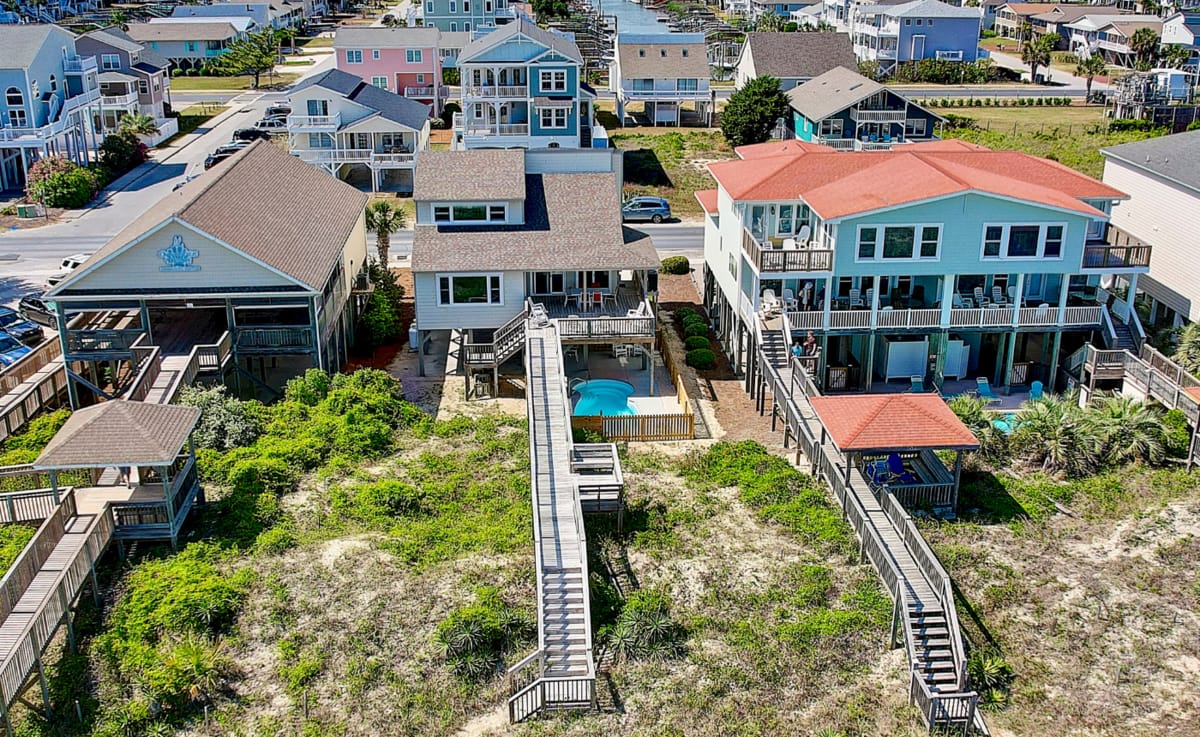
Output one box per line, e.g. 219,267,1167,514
408,325,420,352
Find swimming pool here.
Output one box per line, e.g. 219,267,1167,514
572,379,637,416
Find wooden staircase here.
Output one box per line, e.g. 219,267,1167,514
908,603,962,694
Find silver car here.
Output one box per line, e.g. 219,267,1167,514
621,196,671,224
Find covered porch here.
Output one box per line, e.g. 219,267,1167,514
807,393,979,511
33,401,203,546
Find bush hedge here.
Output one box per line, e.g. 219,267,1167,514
684,323,709,339
674,306,696,321
25,157,101,208
660,255,690,275
685,348,716,370
684,336,710,350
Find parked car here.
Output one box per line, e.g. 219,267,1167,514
233,128,272,142
264,104,291,119
0,333,32,367
621,196,671,224
0,307,43,345
204,142,250,170
172,173,200,191
17,294,55,328
46,253,92,286
253,117,288,134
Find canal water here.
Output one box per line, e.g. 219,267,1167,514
589,0,668,34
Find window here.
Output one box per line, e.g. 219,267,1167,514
138,79,149,94
438,274,502,305
778,205,794,235
4,86,22,107
915,18,922,25
346,49,363,64
819,118,843,137
682,48,689,56
426,0,433,11
540,69,567,92
904,118,926,137
533,272,565,294
858,227,877,259
981,224,1068,259
539,107,567,128
488,204,505,221
434,205,450,221
416,73,425,83
677,78,698,91
49,75,56,93
882,226,916,259
638,48,645,57
101,53,121,70
464,0,470,10
919,226,939,258
371,75,388,89
306,99,328,116
487,0,492,9
472,103,483,118
465,22,470,30
433,203,507,222
7,109,26,127
905,18,911,24
185,41,198,52
406,48,422,63
372,49,380,60
308,133,331,148
450,22,457,31
450,1,456,12
660,49,667,57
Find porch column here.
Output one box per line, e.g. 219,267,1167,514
823,277,833,330
1057,273,1069,324
48,470,59,504
140,300,152,344
940,274,954,328
1127,273,1139,312
863,335,875,393
1001,330,1018,388
1010,273,1025,327
1048,330,1063,388
869,282,880,329
952,450,963,510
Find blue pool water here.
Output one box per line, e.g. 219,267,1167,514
992,413,1018,435
573,379,638,416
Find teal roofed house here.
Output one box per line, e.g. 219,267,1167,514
697,138,1149,394
452,18,597,150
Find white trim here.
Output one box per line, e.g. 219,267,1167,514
854,223,942,261
539,68,567,93
823,190,1107,223
436,272,504,306
979,221,1068,261
432,202,508,223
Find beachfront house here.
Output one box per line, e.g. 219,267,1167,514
784,66,942,150
334,26,448,114
0,24,101,191
421,0,517,32
125,19,250,72
849,0,983,73
76,28,176,145
697,138,1147,393
454,18,596,149
611,33,711,126
44,141,371,402
287,68,431,193
733,32,857,92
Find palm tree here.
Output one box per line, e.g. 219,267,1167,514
276,26,298,55
1129,27,1161,70
1017,21,1034,51
1086,394,1165,465
947,394,1008,462
365,200,406,268
109,9,128,30
1074,54,1107,102
1160,43,1191,69
118,113,161,137
1172,321,1200,375
755,10,784,32
1021,34,1054,83
1011,393,1096,476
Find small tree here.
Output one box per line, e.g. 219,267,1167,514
721,75,789,147
109,10,128,30
365,200,406,267
118,112,161,137
1074,54,1107,101
359,261,405,349
754,10,784,31
26,157,100,208
1160,43,1192,69
212,30,279,88
276,25,298,54
1021,34,1054,83
1130,27,1161,71
1173,322,1200,376
98,131,149,177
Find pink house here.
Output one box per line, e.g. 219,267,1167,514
333,26,447,114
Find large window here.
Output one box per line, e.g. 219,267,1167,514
539,107,567,129
101,53,121,70
819,118,843,137
980,223,1067,259
371,76,388,89
532,271,565,294
540,69,567,92
346,49,363,64
904,118,926,137
856,224,940,260
433,203,507,223
438,274,502,305
406,49,422,63
677,78,698,91
5,87,23,107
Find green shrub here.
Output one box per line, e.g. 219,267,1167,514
674,306,696,321
98,131,148,178
227,457,296,497
1162,409,1192,458
659,255,690,275
176,385,264,452
25,158,101,208
968,646,1015,709
684,336,710,350
685,348,716,370
684,323,709,339
253,525,296,554
435,588,534,681
606,589,687,662
0,525,35,577
330,479,424,523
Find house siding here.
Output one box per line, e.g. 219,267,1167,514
412,269,527,330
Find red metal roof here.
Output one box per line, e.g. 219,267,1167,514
808,394,979,452
706,147,1127,220
695,189,718,214
735,139,835,159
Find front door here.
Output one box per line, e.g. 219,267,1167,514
911,34,925,59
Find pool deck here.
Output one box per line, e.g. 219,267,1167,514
565,347,681,415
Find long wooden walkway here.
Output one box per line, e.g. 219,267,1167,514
508,318,597,722
751,316,983,732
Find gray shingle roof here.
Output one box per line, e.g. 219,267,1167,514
412,173,659,272
616,33,709,80
786,66,884,121
858,0,982,18
293,69,431,130
1102,130,1200,196
740,32,857,81
80,27,143,54
0,25,68,70
334,26,441,48
48,141,368,293
35,401,201,469
126,21,239,42
414,149,527,201
458,17,583,65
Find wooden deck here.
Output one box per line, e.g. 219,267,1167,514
751,316,984,733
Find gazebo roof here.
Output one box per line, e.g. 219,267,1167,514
808,394,979,453
35,401,201,470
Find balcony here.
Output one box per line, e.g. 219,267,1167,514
741,228,834,273
404,86,439,97
286,112,341,131
784,304,1103,332
463,84,528,98
100,92,138,108
453,114,530,137
936,50,964,61
63,55,97,74
620,87,709,101
849,108,907,123
298,148,416,166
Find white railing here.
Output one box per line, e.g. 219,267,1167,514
371,151,415,165
404,86,436,97
850,108,906,123
875,308,941,329
464,84,528,98
620,88,709,100
286,112,341,129
63,55,97,73
787,304,1102,332
100,92,138,107
787,311,824,330
935,49,964,61
829,310,872,330
817,137,856,150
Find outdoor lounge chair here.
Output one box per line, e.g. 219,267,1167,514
976,377,1001,403
761,289,781,314
848,288,864,309
1030,380,1044,401
886,453,919,484
782,288,799,311
973,286,988,306
992,285,1007,305
910,375,924,393
866,460,891,485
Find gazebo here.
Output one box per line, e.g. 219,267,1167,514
807,394,979,510
35,401,203,547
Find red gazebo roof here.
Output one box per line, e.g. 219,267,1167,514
808,394,979,453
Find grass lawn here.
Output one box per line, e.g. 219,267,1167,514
938,105,1166,178
169,72,300,91
296,35,334,48
610,129,735,218
368,194,415,226
160,104,228,145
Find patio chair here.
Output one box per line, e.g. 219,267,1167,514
1008,285,1021,307
761,289,781,314
626,303,647,318
866,459,892,485
886,453,919,484
973,286,989,306
976,376,1001,404
865,288,875,308
1034,303,1050,321
992,285,1007,306
1030,380,1044,401
910,375,924,393
781,288,798,311
952,293,966,309
612,344,631,358
564,345,580,363
782,237,798,250
848,288,864,309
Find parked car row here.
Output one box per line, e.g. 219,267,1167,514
204,104,291,170
0,303,45,366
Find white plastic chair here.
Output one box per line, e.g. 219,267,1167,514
782,288,798,310
612,344,631,358
865,288,875,308
782,237,798,250
762,289,781,314
848,288,864,309
952,293,965,309
973,286,988,306
992,285,1006,305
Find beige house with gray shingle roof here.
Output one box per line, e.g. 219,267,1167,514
45,141,370,401
734,32,857,92
611,33,711,126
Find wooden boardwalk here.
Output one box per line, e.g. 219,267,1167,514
751,316,982,732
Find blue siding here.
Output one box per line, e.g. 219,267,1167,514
897,17,981,62
530,64,578,96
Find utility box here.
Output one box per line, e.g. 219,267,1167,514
16,204,41,219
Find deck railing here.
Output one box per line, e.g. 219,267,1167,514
235,326,313,350
65,328,143,356
0,357,69,446
556,311,655,341
0,488,74,624
1081,243,1151,270
0,487,62,523
741,228,834,273
0,339,60,395
570,413,694,441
